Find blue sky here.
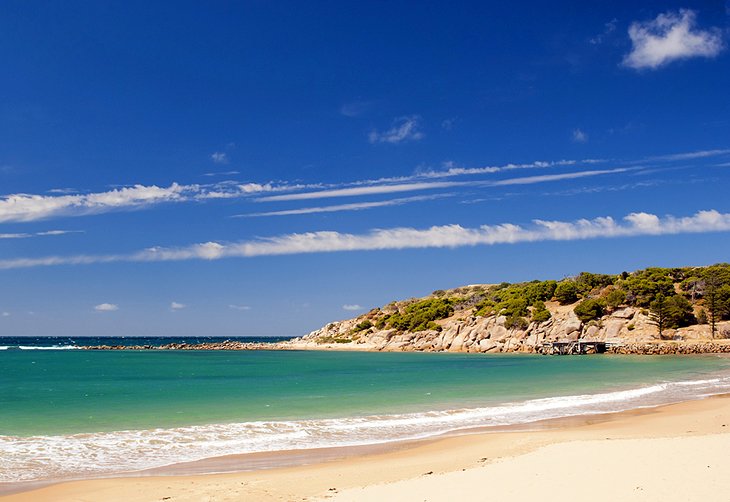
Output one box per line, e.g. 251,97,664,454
1,1,729,336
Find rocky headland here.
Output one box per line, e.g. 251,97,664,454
284,264,730,355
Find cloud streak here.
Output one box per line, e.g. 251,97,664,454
237,195,448,217
1,209,728,270
258,168,632,202
1,149,726,223
0,229,82,239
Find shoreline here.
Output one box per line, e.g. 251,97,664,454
4,393,730,501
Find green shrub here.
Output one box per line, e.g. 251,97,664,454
388,298,454,332
603,288,627,310
504,314,528,330
573,298,605,322
351,320,373,333
555,281,579,304
531,301,551,323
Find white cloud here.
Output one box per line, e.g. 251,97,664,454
258,181,463,202
94,303,119,312
572,129,588,143
0,229,82,239
342,304,363,311
211,152,229,164
369,116,424,144
623,9,724,69
229,304,251,311
37,230,84,236
0,181,314,223
0,233,30,239
2,209,730,270
0,149,721,224
47,188,78,194
203,170,240,177
170,301,186,310
0,183,190,223
1,312,9,317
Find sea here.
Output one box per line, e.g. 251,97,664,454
2,336,730,486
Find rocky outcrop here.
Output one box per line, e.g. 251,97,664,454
285,302,730,355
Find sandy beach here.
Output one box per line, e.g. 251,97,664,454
4,394,730,501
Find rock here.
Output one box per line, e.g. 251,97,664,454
478,339,499,352
449,332,468,351
563,316,582,335
490,325,509,342
604,320,624,339
612,308,635,319
583,325,600,339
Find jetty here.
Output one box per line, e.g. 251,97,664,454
540,340,610,355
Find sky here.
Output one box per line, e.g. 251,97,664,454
1,1,729,337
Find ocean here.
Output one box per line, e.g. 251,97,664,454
2,337,730,485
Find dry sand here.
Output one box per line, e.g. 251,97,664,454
4,396,730,501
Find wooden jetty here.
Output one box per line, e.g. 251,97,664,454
541,340,610,355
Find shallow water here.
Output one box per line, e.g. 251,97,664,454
2,348,730,482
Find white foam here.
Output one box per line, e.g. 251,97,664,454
16,345,79,350
2,374,730,484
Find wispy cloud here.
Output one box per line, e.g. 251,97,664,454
589,18,618,45
441,118,456,130
203,170,240,177
170,301,186,311
47,188,78,195
0,229,82,239
342,304,364,311
258,167,632,202
369,116,424,144
1,149,725,224
237,194,448,217
0,184,191,223
2,209,729,270
0,182,311,223
229,304,251,311
340,100,375,117
210,152,229,164
623,9,724,69
94,303,119,312
646,149,730,162
572,128,588,143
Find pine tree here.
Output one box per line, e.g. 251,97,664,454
705,275,720,339
649,293,668,339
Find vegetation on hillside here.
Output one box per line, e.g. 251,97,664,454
347,264,730,337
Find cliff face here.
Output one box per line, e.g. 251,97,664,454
286,300,730,354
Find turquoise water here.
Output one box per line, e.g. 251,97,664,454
2,349,730,483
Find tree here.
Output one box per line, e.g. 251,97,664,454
603,288,627,310
620,268,675,307
705,274,721,338
664,295,695,328
554,281,578,305
649,293,669,339
573,298,604,322
531,301,551,323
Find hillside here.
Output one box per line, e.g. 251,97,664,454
287,264,730,353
